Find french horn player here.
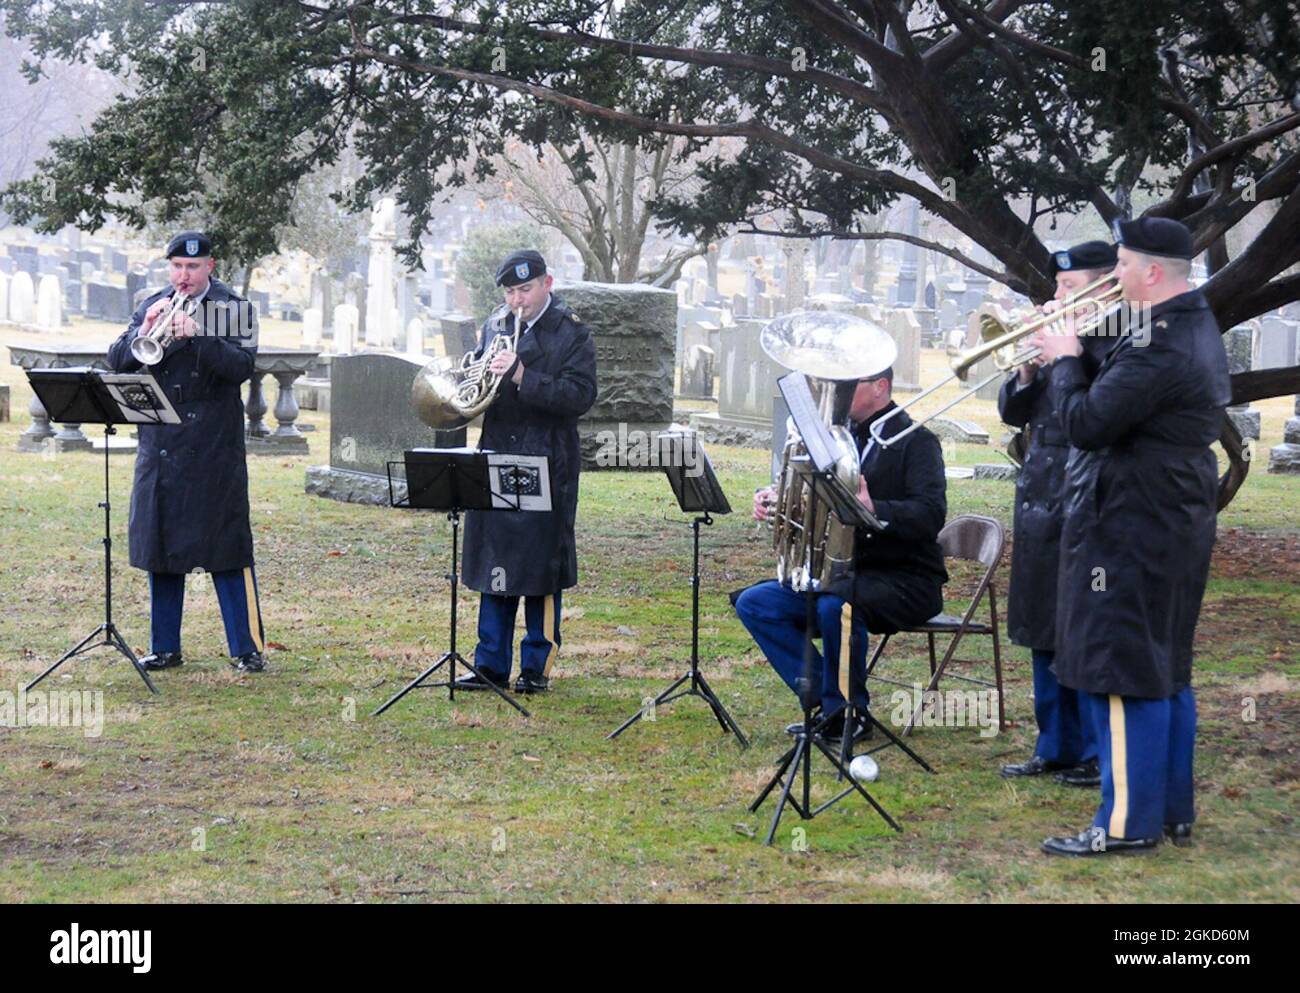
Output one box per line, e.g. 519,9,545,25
441,249,598,696
734,313,948,747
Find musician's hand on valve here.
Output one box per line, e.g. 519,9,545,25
140,297,171,335
489,349,524,384
1033,323,1081,362
173,313,199,339
753,486,776,522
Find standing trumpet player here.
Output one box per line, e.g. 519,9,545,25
455,250,598,696
1034,217,1230,856
998,241,1114,786
106,231,267,673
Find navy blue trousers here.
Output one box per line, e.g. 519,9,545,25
1032,649,1097,765
734,580,869,716
149,567,265,658
474,592,562,679
1084,686,1196,840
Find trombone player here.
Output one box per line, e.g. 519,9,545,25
998,242,1114,786
1033,217,1230,856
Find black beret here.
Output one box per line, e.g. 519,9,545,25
1110,217,1194,260
165,231,213,259
495,249,547,287
1051,240,1117,275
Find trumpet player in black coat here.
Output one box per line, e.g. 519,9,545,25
998,241,1115,787
1035,218,1230,856
105,231,266,674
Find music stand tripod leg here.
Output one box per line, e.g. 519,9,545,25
809,737,902,832
690,669,749,748
606,670,691,740
861,710,934,772
106,623,157,694
371,652,454,716
24,625,106,691
761,735,811,846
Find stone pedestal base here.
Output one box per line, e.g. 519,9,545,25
1268,444,1300,473
1268,406,1300,474
305,465,406,505
1226,406,1260,441
580,420,674,470
247,432,310,456
974,463,1018,481
91,434,138,455
688,412,772,449
294,377,332,413
930,416,990,445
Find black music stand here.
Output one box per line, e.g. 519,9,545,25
371,448,533,718
748,373,930,845
22,368,181,695
607,431,748,747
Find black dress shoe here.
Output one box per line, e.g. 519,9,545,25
234,652,265,673
514,672,549,694
1165,822,1193,847
1055,758,1101,787
1001,755,1073,778
785,710,823,735
453,670,508,691
820,712,873,748
1041,827,1159,857
139,652,183,671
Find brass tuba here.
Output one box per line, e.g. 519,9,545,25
412,305,523,430
761,311,898,592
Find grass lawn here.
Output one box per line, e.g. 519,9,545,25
1,319,1297,902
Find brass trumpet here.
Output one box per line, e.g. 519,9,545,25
870,273,1122,446
130,291,198,366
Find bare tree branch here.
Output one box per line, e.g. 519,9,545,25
736,223,1013,285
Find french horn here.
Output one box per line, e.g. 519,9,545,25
412,305,523,430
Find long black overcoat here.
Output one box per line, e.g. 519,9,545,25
461,295,598,597
106,280,258,574
1048,290,1230,698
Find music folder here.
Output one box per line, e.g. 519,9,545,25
26,368,180,426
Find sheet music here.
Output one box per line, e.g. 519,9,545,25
99,373,181,424
486,454,552,512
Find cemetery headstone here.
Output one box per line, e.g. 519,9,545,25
332,303,359,353
35,275,62,330
8,271,34,324
304,352,467,504
691,318,789,448
554,280,676,468
884,308,922,392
